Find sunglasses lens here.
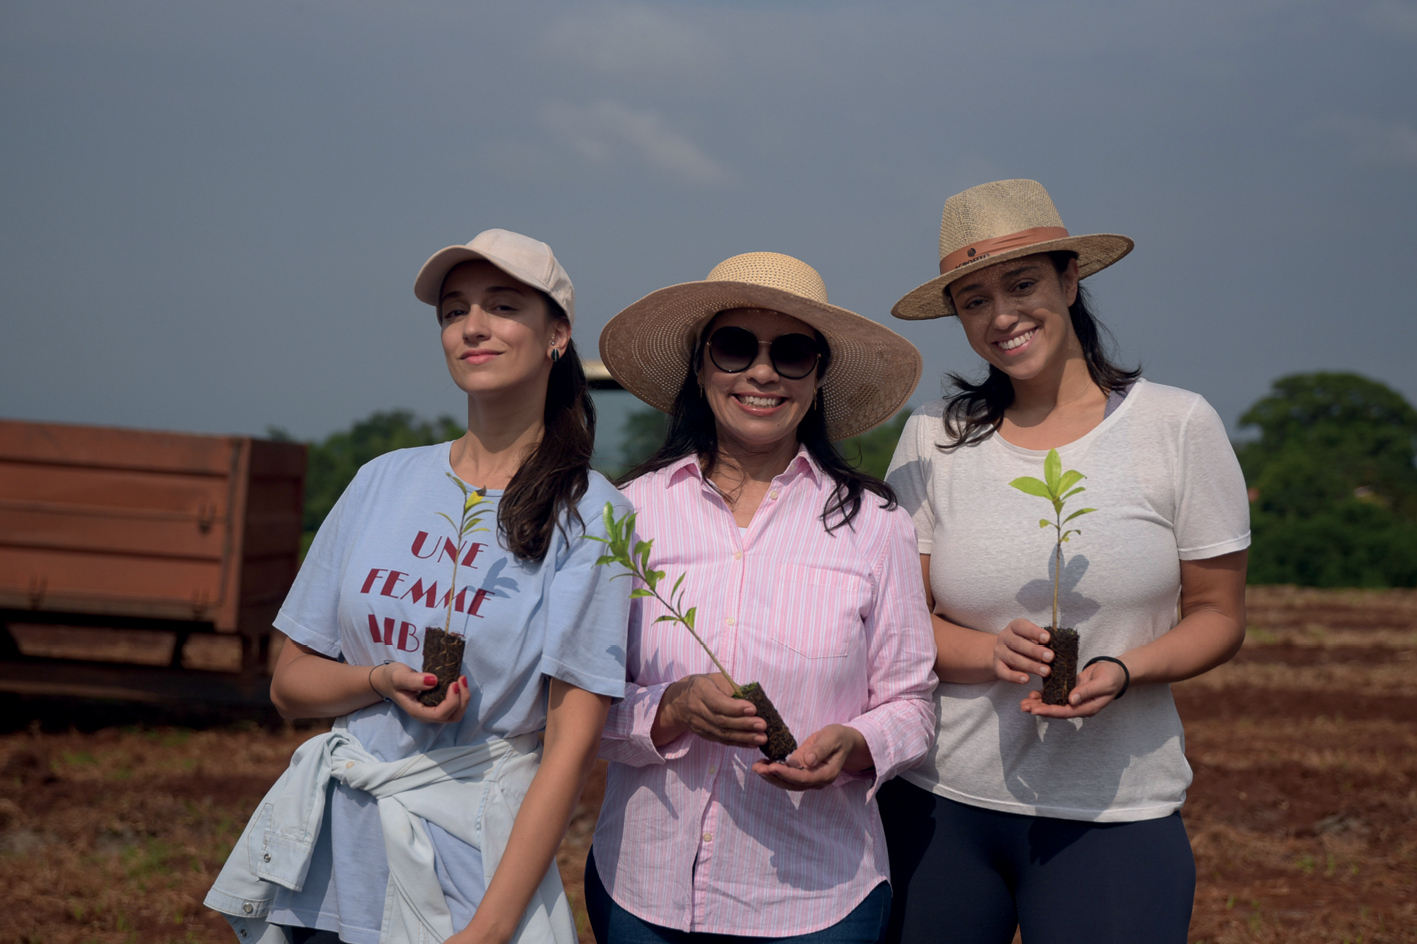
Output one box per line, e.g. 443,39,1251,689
770,333,820,379
708,326,757,372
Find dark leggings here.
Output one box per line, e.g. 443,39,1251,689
878,779,1195,944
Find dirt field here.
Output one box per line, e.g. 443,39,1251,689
3,586,1413,944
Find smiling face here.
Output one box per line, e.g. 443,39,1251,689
697,308,823,456
438,260,569,399
948,253,1081,384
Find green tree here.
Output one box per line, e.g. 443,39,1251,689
296,410,464,539
837,411,910,480
1238,372,1417,587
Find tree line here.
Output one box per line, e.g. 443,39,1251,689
281,372,1417,587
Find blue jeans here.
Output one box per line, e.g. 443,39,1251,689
585,845,891,944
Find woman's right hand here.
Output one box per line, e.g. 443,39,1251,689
652,673,767,749
371,662,473,724
993,618,1054,685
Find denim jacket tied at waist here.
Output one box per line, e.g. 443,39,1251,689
204,723,575,944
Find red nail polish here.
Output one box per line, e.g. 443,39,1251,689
425,674,437,686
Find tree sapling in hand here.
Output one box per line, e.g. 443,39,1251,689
1010,449,1096,705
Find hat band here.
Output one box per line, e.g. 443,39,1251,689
939,226,1071,274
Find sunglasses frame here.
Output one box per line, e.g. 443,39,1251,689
704,325,822,380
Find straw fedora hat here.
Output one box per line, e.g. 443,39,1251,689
892,179,1134,320
600,252,922,441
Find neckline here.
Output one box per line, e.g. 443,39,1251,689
990,378,1145,458
442,441,505,496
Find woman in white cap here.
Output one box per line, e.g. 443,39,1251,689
205,230,631,944
881,180,1250,944
586,252,938,944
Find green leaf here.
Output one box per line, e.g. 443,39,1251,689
593,554,614,566
1060,486,1086,501
1063,507,1096,524
684,607,696,630
1058,470,1084,494
1039,519,1051,529
654,614,679,623
1044,449,1062,493
672,573,685,598
435,512,456,528
630,588,655,599
1010,476,1052,499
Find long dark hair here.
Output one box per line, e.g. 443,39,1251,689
498,298,595,561
618,316,896,532
938,251,1140,451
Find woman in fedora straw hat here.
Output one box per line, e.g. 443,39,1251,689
206,229,631,944
880,180,1250,943
586,252,938,943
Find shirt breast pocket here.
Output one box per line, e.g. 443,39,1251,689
767,564,866,659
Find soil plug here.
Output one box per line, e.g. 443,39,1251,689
592,503,798,762
1010,449,1096,706
419,475,490,707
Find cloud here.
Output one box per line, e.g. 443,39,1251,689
1319,114,1417,168
539,99,730,185
539,3,714,79
1360,1,1417,40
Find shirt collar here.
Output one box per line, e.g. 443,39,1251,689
664,444,823,489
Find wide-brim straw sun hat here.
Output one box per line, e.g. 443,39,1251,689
892,179,1134,320
414,228,575,324
600,252,922,441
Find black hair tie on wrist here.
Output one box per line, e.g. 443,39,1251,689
1084,656,1130,699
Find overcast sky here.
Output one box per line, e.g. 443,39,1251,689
3,0,1415,458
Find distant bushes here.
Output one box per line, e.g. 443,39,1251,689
1237,372,1417,587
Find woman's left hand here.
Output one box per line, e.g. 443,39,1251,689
752,724,870,791
1019,659,1128,718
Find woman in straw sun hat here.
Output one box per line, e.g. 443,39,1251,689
880,179,1251,944
206,229,631,944
587,252,938,943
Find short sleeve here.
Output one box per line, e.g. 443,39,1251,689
272,469,370,659
886,404,940,555
1174,396,1252,561
537,482,633,699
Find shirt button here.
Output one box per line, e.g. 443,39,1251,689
262,853,271,862
725,617,735,627
702,832,713,843
242,903,254,915
769,490,779,500
733,550,742,560
345,761,355,769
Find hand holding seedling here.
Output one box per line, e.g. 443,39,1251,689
992,618,1057,686
593,503,799,762
653,673,767,749
1009,448,1097,706
369,661,473,723
1018,659,1128,718
752,724,872,792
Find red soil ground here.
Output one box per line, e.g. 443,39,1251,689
2,586,1413,943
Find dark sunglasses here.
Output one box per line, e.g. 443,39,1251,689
706,326,821,380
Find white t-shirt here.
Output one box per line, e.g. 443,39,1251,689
267,443,632,943
885,379,1249,822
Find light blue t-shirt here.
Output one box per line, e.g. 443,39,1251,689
267,443,632,944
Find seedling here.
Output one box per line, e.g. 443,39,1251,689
592,503,797,761
420,474,491,707
1010,449,1095,705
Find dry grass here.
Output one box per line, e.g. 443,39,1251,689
3,585,1414,943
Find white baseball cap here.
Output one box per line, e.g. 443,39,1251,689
414,228,575,325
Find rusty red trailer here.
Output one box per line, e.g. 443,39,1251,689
0,419,305,704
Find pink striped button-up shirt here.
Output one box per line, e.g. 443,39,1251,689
592,448,938,936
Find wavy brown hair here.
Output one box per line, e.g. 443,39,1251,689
497,297,595,561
